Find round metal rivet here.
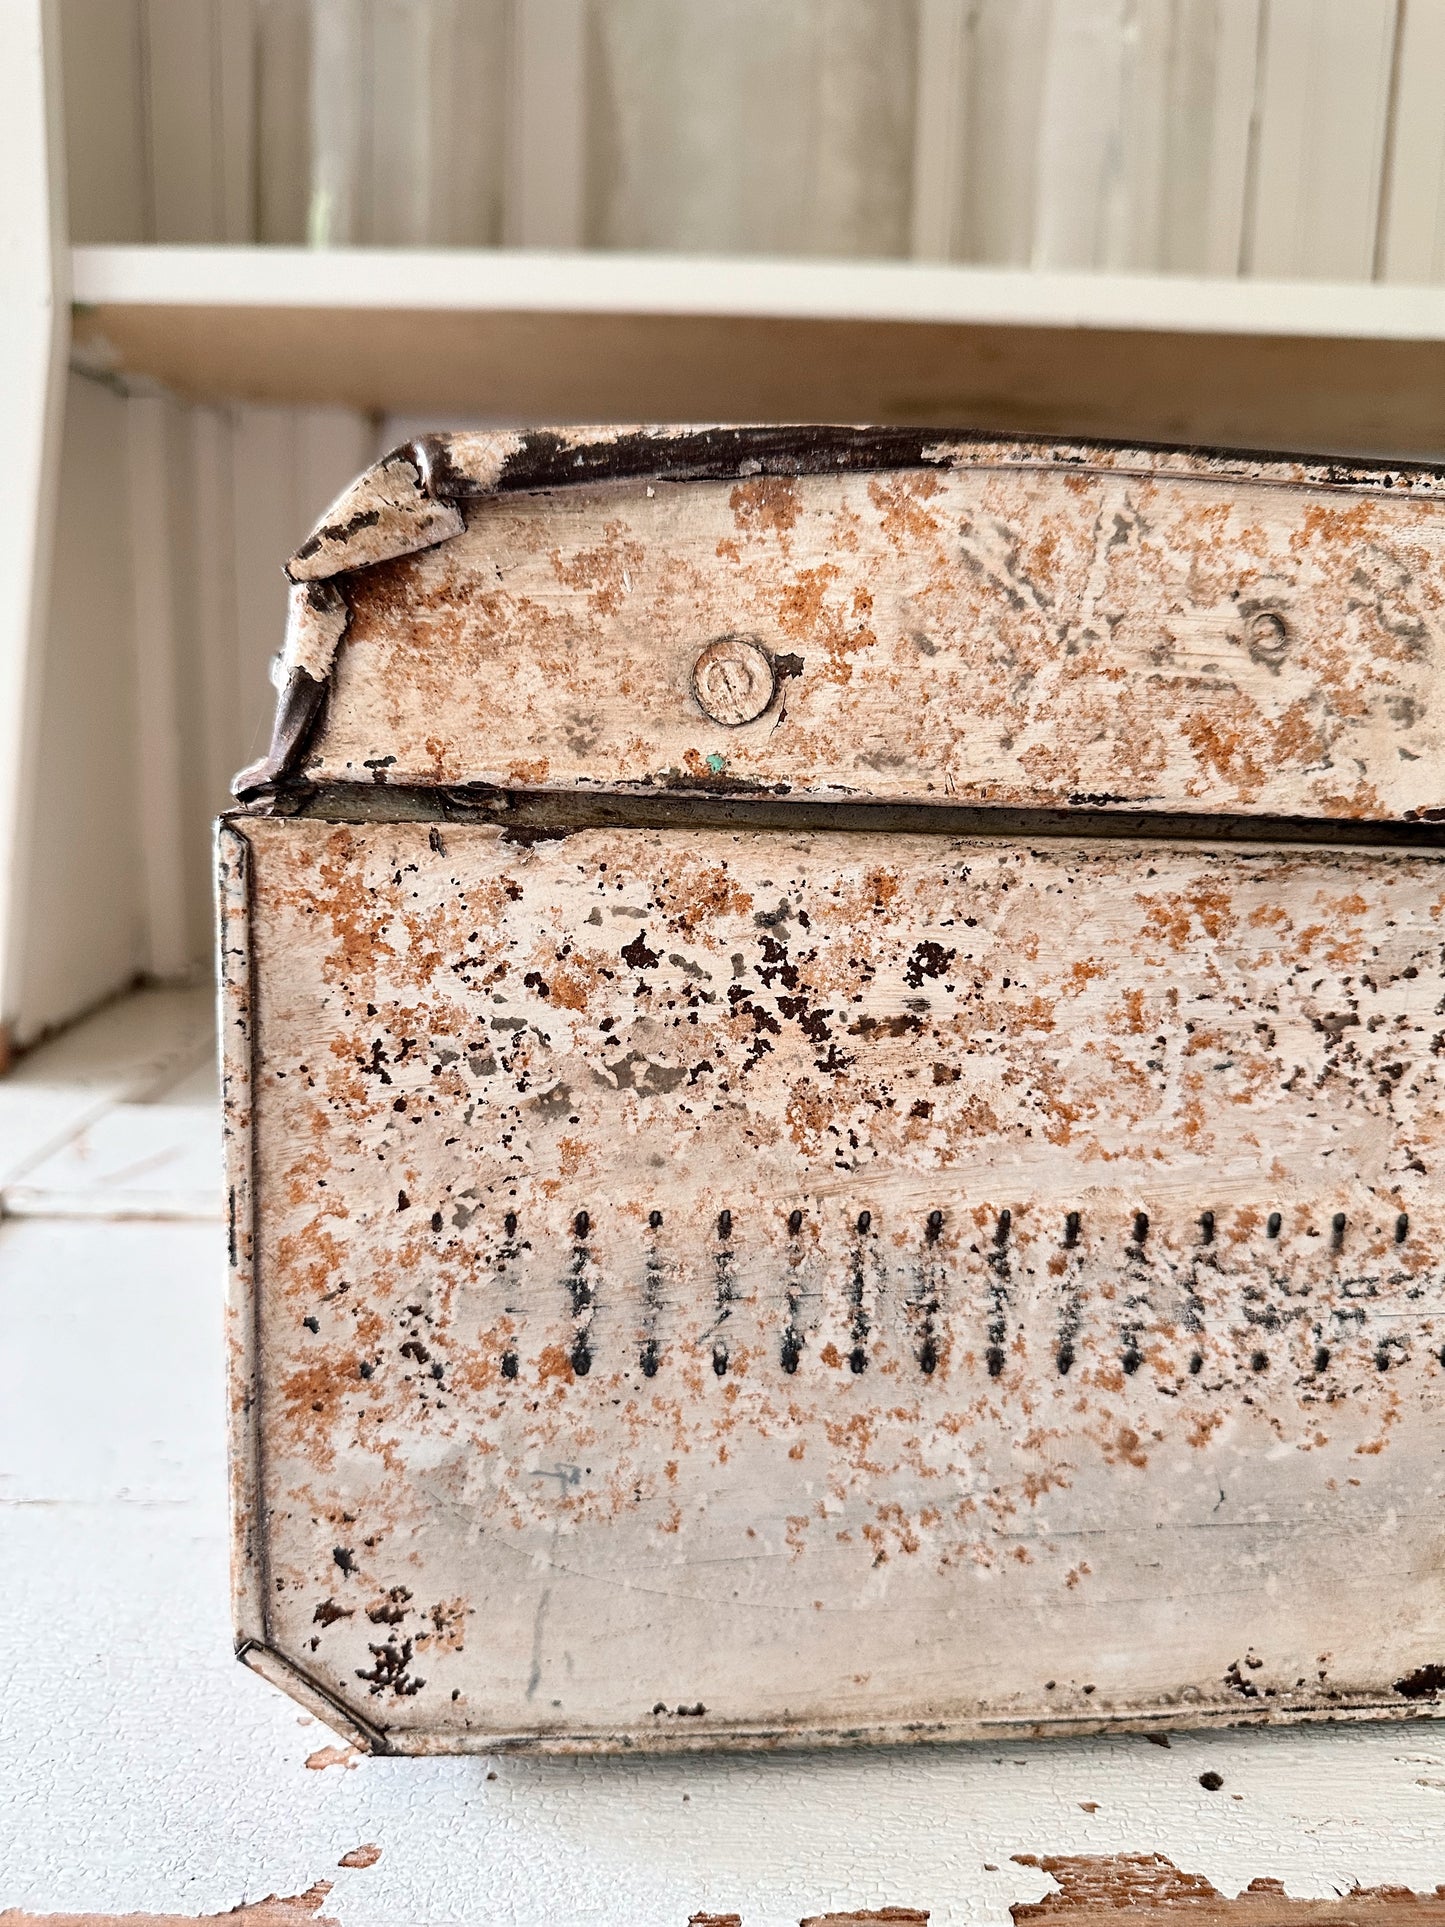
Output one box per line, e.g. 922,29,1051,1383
691,636,776,727
1249,610,1288,648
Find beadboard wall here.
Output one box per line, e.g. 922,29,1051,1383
56,0,1445,281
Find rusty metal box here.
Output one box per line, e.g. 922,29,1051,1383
221,426,1445,1755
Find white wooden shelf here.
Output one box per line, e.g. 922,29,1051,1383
70,245,1445,457
70,244,1445,334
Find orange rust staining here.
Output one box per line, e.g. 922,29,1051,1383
1102,1426,1150,1470
660,856,754,932
1295,498,1381,555
729,475,800,537
337,1845,382,1870
420,1598,470,1651
1136,880,1238,950
769,562,868,685
861,866,900,912
546,968,590,1011
868,472,943,547
1188,1411,1225,1450
1066,959,1107,992
313,451,1445,827
507,758,550,787
1120,989,1148,1035
277,1355,360,1467
304,1744,359,1770
550,522,645,617
536,1344,575,1385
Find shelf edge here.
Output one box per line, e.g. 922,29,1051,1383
70,245,1445,342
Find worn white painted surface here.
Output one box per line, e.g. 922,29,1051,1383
8,992,1445,1921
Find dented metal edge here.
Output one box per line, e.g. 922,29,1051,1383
234,421,1445,805
217,822,268,1653
414,422,1445,503
233,668,331,807
259,784,1445,852
294,1694,1445,1760
237,1640,393,1755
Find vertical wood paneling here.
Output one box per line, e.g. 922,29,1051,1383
363,0,506,247
293,407,377,544
1032,0,1157,269
54,0,1426,283
1028,0,1262,273
430,0,508,245
13,375,146,1040
368,0,434,245
943,0,1051,265
126,393,191,978
1378,0,1445,283
214,0,257,243
142,0,219,242
229,409,299,776
1188,0,1264,275
909,0,966,260
307,0,369,244
584,0,916,256
1245,0,1398,279
255,0,312,244
58,0,148,243
189,407,240,823
506,0,588,246
0,0,72,1052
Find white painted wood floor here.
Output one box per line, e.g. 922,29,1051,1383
6,990,1445,1924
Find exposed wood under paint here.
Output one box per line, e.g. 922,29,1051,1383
0,1880,337,1927
1012,1854,1445,1927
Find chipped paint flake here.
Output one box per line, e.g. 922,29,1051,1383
286,451,463,588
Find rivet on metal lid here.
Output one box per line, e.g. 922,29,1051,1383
691,636,777,727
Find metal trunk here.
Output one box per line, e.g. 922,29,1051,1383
221,427,1445,1753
